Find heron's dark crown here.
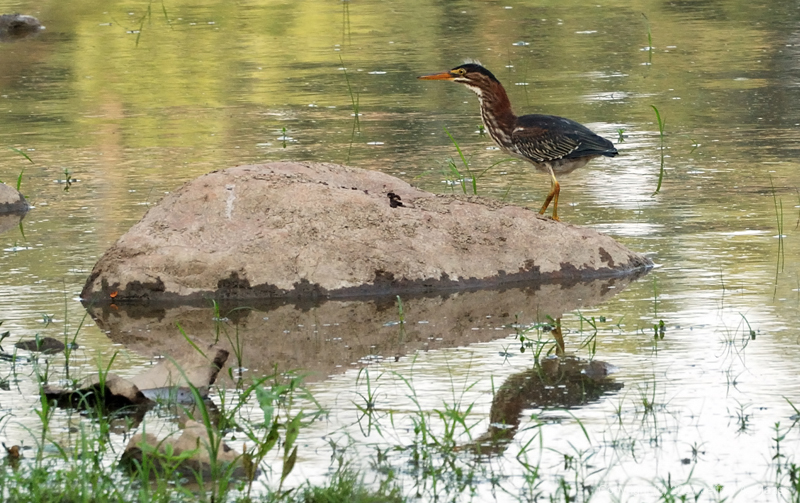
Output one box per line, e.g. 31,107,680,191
451,63,500,83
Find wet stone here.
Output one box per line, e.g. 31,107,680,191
0,182,28,215
14,336,66,354
43,343,228,412
0,14,43,42
120,420,247,479
81,162,653,303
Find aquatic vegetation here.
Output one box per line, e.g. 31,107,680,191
731,400,751,433
0,301,799,503
651,105,666,195
124,0,171,47
442,127,476,194
576,312,599,358
339,54,360,132
340,0,352,45
338,54,361,163
513,315,560,363
441,127,513,195
770,175,785,277
354,368,382,436
642,13,654,64
3,147,33,192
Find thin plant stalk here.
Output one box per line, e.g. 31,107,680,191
339,54,360,164
652,275,659,318
651,105,666,195
770,175,785,274
6,147,33,192
135,2,151,47
341,0,351,45
444,127,475,194
339,54,360,133
443,127,513,195
642,13,653,64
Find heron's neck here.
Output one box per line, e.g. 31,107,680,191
475,81,517,150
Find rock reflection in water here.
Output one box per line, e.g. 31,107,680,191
85,274,645,384
0,213,24,236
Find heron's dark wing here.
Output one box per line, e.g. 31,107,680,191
511,114,617,162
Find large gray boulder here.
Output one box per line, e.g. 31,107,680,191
81,162,651,303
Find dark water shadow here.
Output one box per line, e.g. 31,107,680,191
85,272,647,384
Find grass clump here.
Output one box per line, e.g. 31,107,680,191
3,147,33,192
295,468,404,503
441,127,513,195
7,299,800,503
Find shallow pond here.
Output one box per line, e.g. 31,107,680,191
1,0,800,501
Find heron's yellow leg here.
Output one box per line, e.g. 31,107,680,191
538,166,561,221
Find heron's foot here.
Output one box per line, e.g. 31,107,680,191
536,210,560,221
539,179,561,221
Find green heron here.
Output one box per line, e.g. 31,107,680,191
419,62,618,221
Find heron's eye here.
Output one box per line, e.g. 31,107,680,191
453,68,466,76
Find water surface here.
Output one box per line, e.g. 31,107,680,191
1,0,800,500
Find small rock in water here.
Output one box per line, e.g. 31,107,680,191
0,14,44,41
14,336,66,354
120,420,247,479
0,182,28,214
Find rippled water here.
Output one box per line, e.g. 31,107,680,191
2,0,800,500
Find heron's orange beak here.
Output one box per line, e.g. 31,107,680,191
418,71,455,81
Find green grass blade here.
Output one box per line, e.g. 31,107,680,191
651,105,666,195
443,127,470,173
443,127,476,193
175,322,207,359
339,54,360,133
8,147,34,163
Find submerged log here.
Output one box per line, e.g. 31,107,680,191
81,162,652,303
